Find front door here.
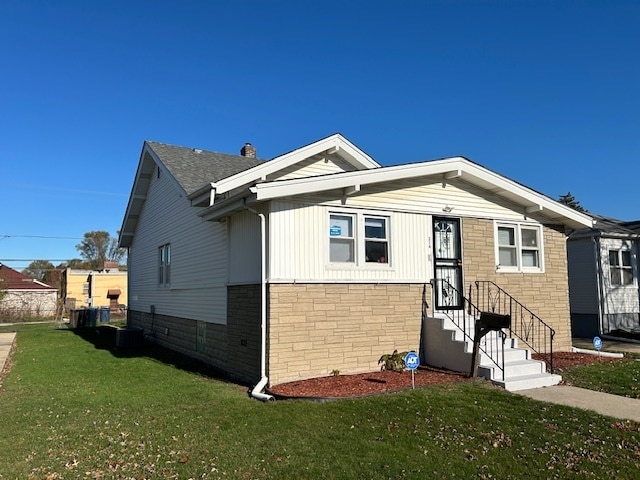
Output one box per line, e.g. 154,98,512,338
433,217,463,309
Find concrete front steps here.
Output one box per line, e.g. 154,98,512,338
424,315,561,391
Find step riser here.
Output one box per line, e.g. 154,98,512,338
427,315,561,391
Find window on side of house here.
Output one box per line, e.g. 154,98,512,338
609,249,633,285
364,216,389,263
329,212,390,266
329,214,355,263
158,243,171,286
495,223,543,272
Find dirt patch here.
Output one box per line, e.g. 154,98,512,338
269,352,622,399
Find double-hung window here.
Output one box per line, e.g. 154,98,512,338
329,212,389,266
329,214,355,263
609,250,633,286
158,243,171,286
364,216,388,263
496,223,543,272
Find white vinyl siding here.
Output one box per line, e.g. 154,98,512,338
600,238,639,314
298,177,535,221
269,200,430,283
127,165,228,324
268,153,357,181
228,210,262,284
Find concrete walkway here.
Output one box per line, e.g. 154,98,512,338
516,385,640,423
0,332,16,376
516,338,640,422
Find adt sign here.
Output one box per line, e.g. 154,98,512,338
404,351,420,370
593,336,602,351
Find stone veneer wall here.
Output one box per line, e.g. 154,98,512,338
126,284,261,385
461,218,572,351
267,283,428,385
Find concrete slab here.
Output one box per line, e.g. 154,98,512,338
0,332,16,374
573,337,640,355
516,385,640,423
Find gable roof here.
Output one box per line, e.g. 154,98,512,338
0,264,56,291
146,141,266,196
120,134,594,247
119,134,379,247
245,155,594,230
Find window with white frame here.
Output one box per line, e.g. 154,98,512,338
609,249,633,285
364,216,388,263
329,212,390,265
329,214,355,263
496,223,543,272
158,243,171,286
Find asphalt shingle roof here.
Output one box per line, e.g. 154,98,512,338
146,141,265,195
0,264,56,290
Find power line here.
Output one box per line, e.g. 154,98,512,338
0,235,84,240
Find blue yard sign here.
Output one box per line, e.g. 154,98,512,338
404,351,420,370
593,336,602,351
404,351,419,390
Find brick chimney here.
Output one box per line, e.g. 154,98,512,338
240,142,256,158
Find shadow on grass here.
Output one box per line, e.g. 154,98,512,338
65,325,247,388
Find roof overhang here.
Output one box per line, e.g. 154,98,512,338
211,133,379,196
249,156,594,230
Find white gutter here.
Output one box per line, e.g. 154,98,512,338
243,202,275,402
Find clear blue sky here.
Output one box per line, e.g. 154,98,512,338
1,0,638,271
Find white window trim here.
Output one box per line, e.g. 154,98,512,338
327,209,392,269
494,221,545,273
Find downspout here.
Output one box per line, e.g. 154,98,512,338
243,202,274,401
593,236,605,335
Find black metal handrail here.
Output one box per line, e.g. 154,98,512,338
431,279,507,380
474,280,555,373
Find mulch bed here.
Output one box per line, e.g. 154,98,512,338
268,351,623,400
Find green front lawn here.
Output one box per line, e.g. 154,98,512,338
0,323,638,479
560,352,640,399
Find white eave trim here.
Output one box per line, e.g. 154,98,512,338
250,156,594,230
213,133,380,195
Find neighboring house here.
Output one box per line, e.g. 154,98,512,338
119,134,593,395
61,263,127,312
567,215,640,338
0,263,58,318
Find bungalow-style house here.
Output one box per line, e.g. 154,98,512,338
567,215,640,339
61,263,127,313
119,134,593,397
0,263,58,318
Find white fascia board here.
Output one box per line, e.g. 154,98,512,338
252,156,594,229
251,156,467,200
457,161,594,228
189,183,217,207
214,133,380,195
